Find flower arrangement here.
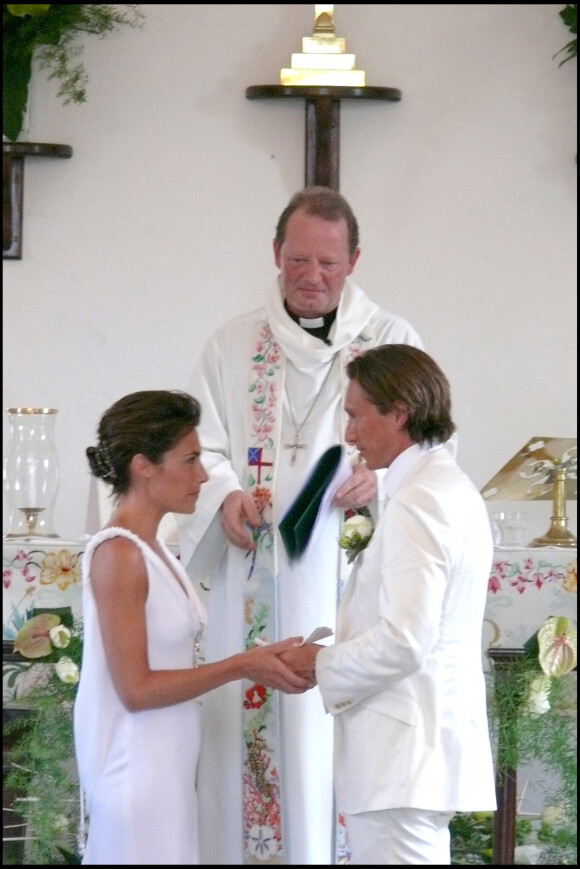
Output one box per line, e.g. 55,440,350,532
13,611,81,682
451,616,578,865
3,3,144,141
4,609,83,864
338,507,374,564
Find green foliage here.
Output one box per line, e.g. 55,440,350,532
467,656,576,864
2,3,144,140
489,656,576,786
450,811,537,865
450,811,494,864
4,615,83,864
451,807,577,865
4,687,79,862
450,629,577,866
554,4,578,66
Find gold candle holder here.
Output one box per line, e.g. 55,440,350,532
529,467,577,547
481,437,577,549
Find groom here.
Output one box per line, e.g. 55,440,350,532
282,344,496,865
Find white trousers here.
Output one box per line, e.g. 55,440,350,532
345,807,455,865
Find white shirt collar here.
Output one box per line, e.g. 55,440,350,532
383,442,444,499
265,276,381,367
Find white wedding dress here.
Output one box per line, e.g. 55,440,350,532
74,527,206,865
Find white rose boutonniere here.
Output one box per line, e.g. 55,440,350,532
339,508,374,564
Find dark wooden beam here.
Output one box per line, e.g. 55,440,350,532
488,648,527,865
246,85,401,191
3,142,73,260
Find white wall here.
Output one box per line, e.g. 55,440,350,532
3,4,577,542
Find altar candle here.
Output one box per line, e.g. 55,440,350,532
28,462,38,506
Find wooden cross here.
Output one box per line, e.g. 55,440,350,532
284,435,307,465
245,5,401,191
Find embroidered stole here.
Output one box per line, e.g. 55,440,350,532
242,320,376,864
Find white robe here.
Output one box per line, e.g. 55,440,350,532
177,277,424,865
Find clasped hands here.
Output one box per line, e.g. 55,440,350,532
245,637,322,694
279,642,322,685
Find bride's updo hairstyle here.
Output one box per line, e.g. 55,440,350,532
86,390,201,497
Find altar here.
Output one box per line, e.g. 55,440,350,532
3,537,577,710
483,545,576,864
3,537,85,642
484,545,577,654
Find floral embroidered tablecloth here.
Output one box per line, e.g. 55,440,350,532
3,538,85,704
484,546,577,655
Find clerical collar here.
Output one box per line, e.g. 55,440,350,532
285,304,337,343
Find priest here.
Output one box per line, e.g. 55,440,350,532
177,186,424,865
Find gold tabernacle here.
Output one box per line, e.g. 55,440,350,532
280,5,366,87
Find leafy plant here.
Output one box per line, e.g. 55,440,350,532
474,618,576,864
491,664,576,862
3,609,83,864
451,617,577,864
2,3,144,141
450,811,534,865
450,808,575,865
554,4,577,66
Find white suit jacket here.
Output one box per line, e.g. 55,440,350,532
316,444,497,814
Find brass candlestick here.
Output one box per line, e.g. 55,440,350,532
480,437,577,550
529,467,577,548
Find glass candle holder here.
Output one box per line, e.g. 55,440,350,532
492,511,528,547
3,407,60,537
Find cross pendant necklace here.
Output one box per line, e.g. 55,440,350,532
284,432,307,465
284,355,338,465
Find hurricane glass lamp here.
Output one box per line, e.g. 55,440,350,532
3,407,60,538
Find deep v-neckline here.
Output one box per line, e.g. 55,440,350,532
146,540,190,599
